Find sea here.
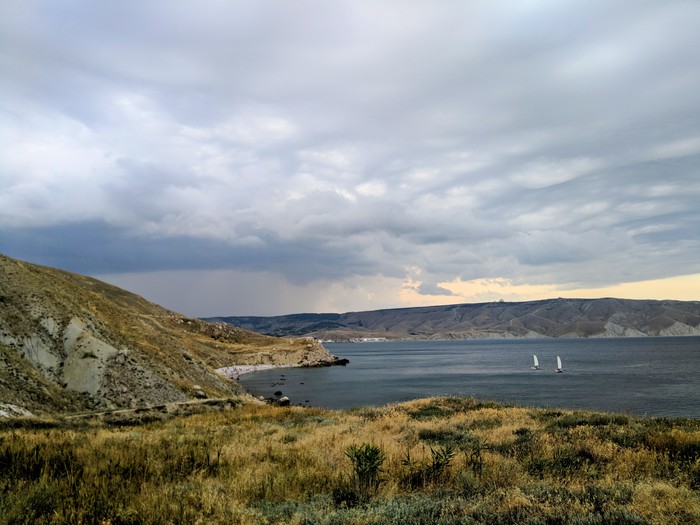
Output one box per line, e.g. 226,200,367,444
238,337,700,419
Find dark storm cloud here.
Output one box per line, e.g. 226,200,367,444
2,0,700,314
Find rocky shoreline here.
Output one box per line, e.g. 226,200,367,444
216,354,349,380
216,354,349,407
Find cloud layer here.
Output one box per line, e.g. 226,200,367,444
2,1,700,315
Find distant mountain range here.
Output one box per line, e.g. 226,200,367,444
0,254,336,416
207,298,700,340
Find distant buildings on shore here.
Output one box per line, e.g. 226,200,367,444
317,337,388,343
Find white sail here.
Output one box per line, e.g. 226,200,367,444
531,355,540,369
556,355,563,372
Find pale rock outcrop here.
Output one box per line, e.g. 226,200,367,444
21,333,60,373
591,322,647,338
656,322,700,337
0,403,34,418
61,318,119,395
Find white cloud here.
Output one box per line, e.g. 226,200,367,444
509,157,602,189
2,0,700,315
647,136,700,161
356,181,386,197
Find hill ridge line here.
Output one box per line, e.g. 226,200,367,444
206,297,700,340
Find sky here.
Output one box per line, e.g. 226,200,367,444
1,1,700,317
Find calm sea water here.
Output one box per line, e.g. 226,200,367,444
238,337,700,418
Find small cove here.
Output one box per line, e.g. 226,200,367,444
238,336,700,418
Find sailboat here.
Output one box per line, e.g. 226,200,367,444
531,355,540,370
555,356,564,373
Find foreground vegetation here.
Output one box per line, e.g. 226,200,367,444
2,397,700,524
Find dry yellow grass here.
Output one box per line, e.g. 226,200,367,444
2,396,700,524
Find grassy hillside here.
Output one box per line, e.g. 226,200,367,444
2,397,699,524
0,254,336,414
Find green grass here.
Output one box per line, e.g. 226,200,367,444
1,397,700,524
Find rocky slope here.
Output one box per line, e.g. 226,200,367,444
208,297,700,340
0,254,336,415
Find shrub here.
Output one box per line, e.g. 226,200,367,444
401,444,455,489
408,404,454,420
545,412,630,434
417,425,473,448
345,443,385,501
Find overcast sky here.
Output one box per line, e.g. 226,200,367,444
2,1,700,316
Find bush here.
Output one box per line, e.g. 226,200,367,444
345,443,385,501
401,445,455,489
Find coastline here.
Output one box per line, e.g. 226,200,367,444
216,364,295,380
221,338,700,418
216,355,350,381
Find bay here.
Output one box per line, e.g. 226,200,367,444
238,336,700,418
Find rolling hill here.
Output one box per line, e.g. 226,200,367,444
208,297,700,340
0,254,336,415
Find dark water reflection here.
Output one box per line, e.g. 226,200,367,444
238,337,700,418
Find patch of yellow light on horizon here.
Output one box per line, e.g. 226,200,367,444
563,274,700,302
438,278,556,303
400,274,700,306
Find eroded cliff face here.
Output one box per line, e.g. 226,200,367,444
1,315,120,396
0,254,338,414
223,338,335,366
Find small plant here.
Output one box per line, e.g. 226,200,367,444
509,426,535,460
458,469,481,498
345,443,385,501
429,444,455,481
461,437,487,478
401,444,455,489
